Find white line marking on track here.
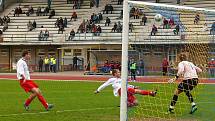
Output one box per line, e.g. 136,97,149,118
0,107,116,117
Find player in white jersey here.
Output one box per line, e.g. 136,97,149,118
167,53,202,114
94,69,157,107
17,51,53,111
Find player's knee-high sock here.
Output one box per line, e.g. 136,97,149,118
25,98,34,106
170,95,178,107
140,90,152,95
37,94,48,108
185,91,194,103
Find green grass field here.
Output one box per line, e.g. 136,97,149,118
0,80,214,121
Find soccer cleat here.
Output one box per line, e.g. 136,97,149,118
24,104,30,111
165,108,175,114
151,89,157,97
46,104,54,111
190,105,197,114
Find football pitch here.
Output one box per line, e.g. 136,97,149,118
0,80,214,121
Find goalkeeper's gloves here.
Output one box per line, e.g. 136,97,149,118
168,75,179,83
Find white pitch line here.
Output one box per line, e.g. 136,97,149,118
0,107,116,117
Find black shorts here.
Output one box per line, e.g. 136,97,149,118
178,78,198,92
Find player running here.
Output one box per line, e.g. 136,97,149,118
94,69,157,107
17,51,54,111
167,53,202,114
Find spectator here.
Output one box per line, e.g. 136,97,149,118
98,13,103,23
156,0,159,3
133,8,140,19
58,24,64,34
6,16,10,23
38,57,43,72
26,6,34,16
43,29,49,40
140,14,147,26
68,29,75,40
48,0,52,9
92,24,97,36
55,18,59,27
0,30,3,36
18,7,22,16
105,17,111,26
162,58,169,76
73,56,80,70
14,7,18,17
129,22,134,32
111,22,117,32
208,58,215,77
202,23,208,32
95,0,99,7
0,17,3,25
116,21,122,32
163,18,169,29
2,22,8,32
210,22,215,35
130,7,135,17
103,4,113,14
118,10,123,19
36,6,41,16
70,11,77,21
169,17,175,28
38,30,44,41
118,0,123,5
173,24,180,35
64,17,67,27
150,24,157,35
32,20,37,29
96,25,102,36
48,9,55,19
138,59,144,76
27,21,33,31
194,13,200,24
102,60,111,73
44,6,50,16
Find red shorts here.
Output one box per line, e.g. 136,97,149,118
118,88,136,104
19,80,39,92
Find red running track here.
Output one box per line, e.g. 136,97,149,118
0,74,214,84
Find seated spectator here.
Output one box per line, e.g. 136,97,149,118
150,24,157,35
27,21,33,31
64,17,67,28
173,24,180,35
44,6,50,16
43,29,49,40
59,17,64,25
133,8,140,19
92,24,97,36
163,18,169,29
129,23,134,32
103,4,113,14
41,7,45,16
111,23,117,32
118,10,123,19
48,9,55,19
70,11,77,21
38,30,44,41
169,17,175,28
6,16,10,23
58,23,64,34
14,7,19,17
194,13,200,24
116,21,122,33
55,18,59,27
92,13,98,23
0,17,3,25
36,6,41,16
101,60,111,73
68,29,75,40
202,23,208,32
18,7,22,15
210,22,215,35
140,14,147,26
32,20,37,29
105,17,111,26
96,25,102,36
98,13,103,23
118,0,123,5
130,7,135,17
26,5,34,16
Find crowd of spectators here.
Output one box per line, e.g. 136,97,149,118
101,60,121,73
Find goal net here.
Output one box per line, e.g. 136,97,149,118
121,1,215,121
